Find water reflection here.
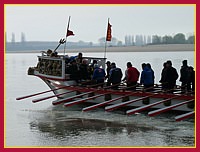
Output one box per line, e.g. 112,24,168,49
26,103,194,146
29,117,155,139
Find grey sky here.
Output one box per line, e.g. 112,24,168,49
5,4,195,43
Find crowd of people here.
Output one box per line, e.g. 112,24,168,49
64,53,195,94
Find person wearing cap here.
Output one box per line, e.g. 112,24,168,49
105,61,112,86
109,62,123,89
92,64,106,85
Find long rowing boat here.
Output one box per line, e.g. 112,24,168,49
15,50,195,122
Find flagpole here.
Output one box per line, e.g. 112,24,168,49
104,18,109,59
64,16,71,55
104,41,107,59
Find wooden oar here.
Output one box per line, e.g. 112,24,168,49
82,92,138,112
16,86,68,100
126,96,180,115
64,92,109,107
52,91,94,105
86,82,106,88
148,99,194,117
119,83,139,91
104,84,166,112
53,82,124,106
103,82,123,89
32,90,76,103
105,94,155,112
175,111,195,121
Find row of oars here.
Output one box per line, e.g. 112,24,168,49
16,82,123,103
16,83,194,121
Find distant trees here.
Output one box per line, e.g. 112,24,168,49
152,35,161,44
151,33,195,45
7,31,194,47
173,33,186,44
123,33,194,46
162,35,173,44
187,35,195,44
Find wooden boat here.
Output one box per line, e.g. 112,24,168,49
17,51,195,122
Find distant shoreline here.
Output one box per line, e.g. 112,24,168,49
6,44,195,54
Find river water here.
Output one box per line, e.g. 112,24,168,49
5,51,195,147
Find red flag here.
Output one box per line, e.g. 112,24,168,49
66,29,74,37
106,21,112,41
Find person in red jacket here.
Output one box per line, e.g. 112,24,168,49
125,62,140,90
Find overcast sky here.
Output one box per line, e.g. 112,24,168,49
5,5,195,43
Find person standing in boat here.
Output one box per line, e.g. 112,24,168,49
88,60,98,79
105,61,112,86
109,62,123,89
125,62,140,90
140,63,154,91
188,66,195,93
66,60,80,82
79,59,90,81
179,60,191,93
76,52,83,65
159,62,168,90
92,64,106,85
164,60,179,93
146,63,155,85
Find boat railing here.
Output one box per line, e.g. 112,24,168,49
35,55,66,80
34,54,106,80
82,57,106,69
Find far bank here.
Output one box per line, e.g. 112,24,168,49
6,44,195,54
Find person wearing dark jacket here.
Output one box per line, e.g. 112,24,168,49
159,62,168,90
188,66,195,93
105,61,112,86
67,60,80,82
109,62,123,89
164,60,179,92
79,59,90,81
180,60,190,93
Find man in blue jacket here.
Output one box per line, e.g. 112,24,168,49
140,63,154,90
92,64,106,85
